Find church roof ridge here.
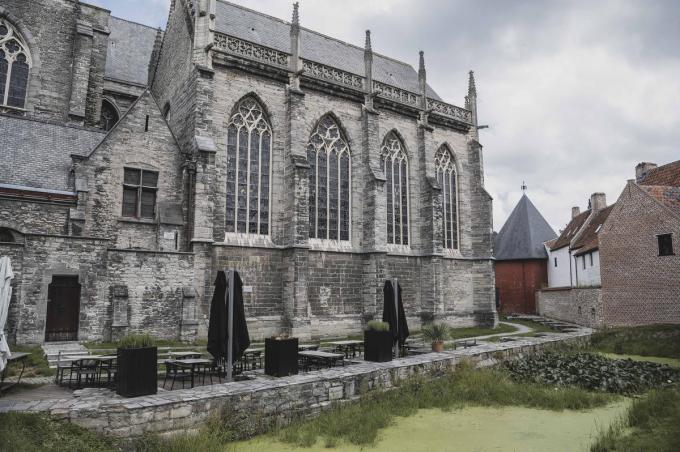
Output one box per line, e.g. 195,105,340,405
214,0,413,67
214,0,442,99
109,14,161,32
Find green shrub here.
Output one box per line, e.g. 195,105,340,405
117,334,156,349
366,320,390,332
421,322,450,343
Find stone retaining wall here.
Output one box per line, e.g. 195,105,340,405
0,330,591,438
537,287,603,328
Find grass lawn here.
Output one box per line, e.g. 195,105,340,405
591,386,680,452
448,322,518,340
6,345,54,377
0,412,117,452
589,324,680,359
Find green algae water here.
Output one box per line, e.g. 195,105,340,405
231,401,630,452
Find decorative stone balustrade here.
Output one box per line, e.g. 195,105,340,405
213,33,289,68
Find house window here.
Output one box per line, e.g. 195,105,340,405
0,18,32,109
0,227,14,242
381,132,409,245
225,97,272,235
435,145,459,249
582,255,586,270
308,115,351,241
554,257,557,267
122,168,158,219
658,234,674,256
589,253,594,266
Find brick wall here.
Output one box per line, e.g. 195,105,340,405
537,287,603,328
599,182,680,326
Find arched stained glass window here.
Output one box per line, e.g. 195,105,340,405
308,115,351,241
225,97,272,235
0,18,31,109
100,99,119,131
435,146,459,249
381,132,409,245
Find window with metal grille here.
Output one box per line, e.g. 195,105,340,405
0,18,31,109
435,145,459,249
381,132,409,245
122,168,158,219
308,115,351,241
658,234,674,256
225,97,272,236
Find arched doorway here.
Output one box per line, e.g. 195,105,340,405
45,275,81,342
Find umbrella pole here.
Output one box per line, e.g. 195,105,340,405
393,277,399,358
226,269,234,382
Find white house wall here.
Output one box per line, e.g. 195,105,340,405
547,246,573,288
573,250,601,287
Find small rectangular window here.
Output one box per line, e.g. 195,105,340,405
554,257,557,267
122,168,158,219
658,234,674,256
589,253,594,266
582,255,586,270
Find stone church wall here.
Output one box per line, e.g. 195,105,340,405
0,199,71,236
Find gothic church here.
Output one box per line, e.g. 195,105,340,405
0,0,496,344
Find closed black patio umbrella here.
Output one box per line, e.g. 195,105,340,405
207,270,250,369
382,280,410,346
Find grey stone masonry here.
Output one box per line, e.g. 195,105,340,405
0,327,593,438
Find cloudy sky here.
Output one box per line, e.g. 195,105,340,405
88,0,680,234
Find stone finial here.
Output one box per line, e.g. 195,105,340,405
292,2,300,30
418,51,426,79
364,30,373,96
468,70,477,97
365,30,372,52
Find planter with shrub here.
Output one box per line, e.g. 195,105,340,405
265,335,298,377
116,334,158,397
422,322,450,352
364,320,393,362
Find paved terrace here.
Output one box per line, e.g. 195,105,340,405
0,325,592,438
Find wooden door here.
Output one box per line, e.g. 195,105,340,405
45,276,81,342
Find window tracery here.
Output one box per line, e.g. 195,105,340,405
308,116,351,241
435,146,459,249
381,132,409,245
0,18,31,109
225,97,272,236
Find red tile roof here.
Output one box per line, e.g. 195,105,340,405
638,160,680,187
572,205,615,256
550,210,590,251
640,185,680,217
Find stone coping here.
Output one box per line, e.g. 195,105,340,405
0,327,592,437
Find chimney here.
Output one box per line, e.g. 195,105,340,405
571,206,580,218
635,162,657,181
590,192,606,211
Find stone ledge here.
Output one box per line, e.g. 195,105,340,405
0,328,592,438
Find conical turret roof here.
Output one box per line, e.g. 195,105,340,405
494,194,556,260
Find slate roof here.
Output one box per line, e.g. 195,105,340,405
0,114,105,192
640,185,680,217
214,0,442,99
105,16,158,86
638,160,680,187
494,194,557,260
572,205,614,256
550,210,590,251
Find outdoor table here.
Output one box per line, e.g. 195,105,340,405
298,350,344,371
242,347,264,370
0,352,29,395
168,351,202,359
298,344,319,351
327,340,363,358
175,358,213,388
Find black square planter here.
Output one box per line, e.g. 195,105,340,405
116,346,158,397
364,330,393,362
265,338,299,377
